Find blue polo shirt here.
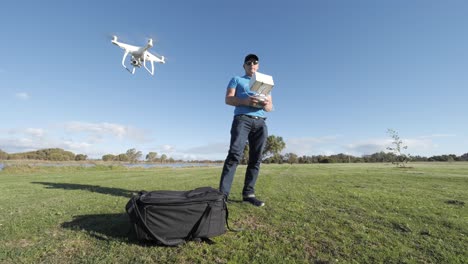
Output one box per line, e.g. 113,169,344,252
227,75,266,118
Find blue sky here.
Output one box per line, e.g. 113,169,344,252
1,0,467,160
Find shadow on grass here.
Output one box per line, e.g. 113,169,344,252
61,213,138,243
62,214,186,247
32,182,135,198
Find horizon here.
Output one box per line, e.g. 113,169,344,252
1,1,467,160
1,147,465,162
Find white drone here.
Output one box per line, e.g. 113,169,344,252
111,36,165,75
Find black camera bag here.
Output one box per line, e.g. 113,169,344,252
126,186,229,246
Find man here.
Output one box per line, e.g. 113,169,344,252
219,54,273,207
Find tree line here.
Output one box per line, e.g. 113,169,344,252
237,135,468,164
0,148,175,163
1,134,467,164
101,148,175,163
0,148,86,161
264,151,468,164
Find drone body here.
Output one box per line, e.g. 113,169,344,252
111,36,165,75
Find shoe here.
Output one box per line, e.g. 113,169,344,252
223,194,230,203
243,196,265,207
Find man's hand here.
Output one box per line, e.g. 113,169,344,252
225,88,273,111
249,97,266,108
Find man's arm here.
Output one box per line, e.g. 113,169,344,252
225,88,249,106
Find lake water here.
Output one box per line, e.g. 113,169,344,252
0,162,221,171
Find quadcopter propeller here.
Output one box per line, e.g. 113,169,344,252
151,50,169,64
104,32,118,40
104,32,134,44
139,32,159,42
142,33,168,62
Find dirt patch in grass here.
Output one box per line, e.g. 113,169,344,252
304,241,317,260
232,215,266,231
5,238,36,248
36,237,95,263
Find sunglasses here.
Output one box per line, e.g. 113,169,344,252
245,60,258,66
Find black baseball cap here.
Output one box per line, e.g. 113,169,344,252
244,54,259,63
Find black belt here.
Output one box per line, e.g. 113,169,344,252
238,114,266,120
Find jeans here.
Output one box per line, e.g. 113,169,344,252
219,115,268,198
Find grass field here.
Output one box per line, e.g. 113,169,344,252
0,162,467,263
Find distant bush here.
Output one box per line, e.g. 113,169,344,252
75,154,88,161
0,149,8,160
102,154,116,161
5,148,75,161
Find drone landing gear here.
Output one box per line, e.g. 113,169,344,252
119,50,155,75
143,57,155,75
126,67,136,74
121,51,136,74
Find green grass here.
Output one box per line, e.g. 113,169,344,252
0,163,467,263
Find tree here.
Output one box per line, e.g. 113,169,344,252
146,152,158,162
447,155,455,163
460,153,468,161
116,153,129,162
284,153,298,164
264,153,283,164
126,148,142,163
0,149,8,160
318,156,331,163
75,154,87,161
262,135,286,161
363,151,396,163
386,129,411,167
102,154,116,161
50,153,66,161
160,154,167,163
11,148,76,161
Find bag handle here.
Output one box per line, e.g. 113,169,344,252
186,203,212,240
188,199,244,238
224,199,243,232
131,196,186,246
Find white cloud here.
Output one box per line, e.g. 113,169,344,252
7,128,45,138
0,127,90,154
24,128,45,137
184,143,227,155
345,137,439,156
15,92,30,100
286,135,441,157
61,140,93,150
138,143,227,161
64,121,149,142
0,137,53,153
345,139,389,155
0,122,152,158
405,138,434,149
179,143,227,160
418,134,456,139
282,132,465,157
283,136,340,156
161,144,176,152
